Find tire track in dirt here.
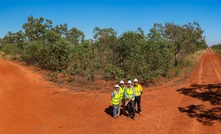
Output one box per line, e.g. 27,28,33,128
0,49,221,134
169,52,206,134
208,51,221,82
182,49,221,134
168,49,221,134
206,50,221,134
188,52,205,134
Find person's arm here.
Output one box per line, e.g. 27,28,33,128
111,92,114,98
124,89,128,99
132,87,135,98
140,85,143,95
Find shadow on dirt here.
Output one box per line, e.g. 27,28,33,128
104,105,128,118
177,83,221,126
104,106,113,117
178,105,221,126
177,83,221,105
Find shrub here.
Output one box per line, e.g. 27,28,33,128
104,64,124,80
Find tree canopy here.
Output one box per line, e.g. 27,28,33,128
0,16,207,83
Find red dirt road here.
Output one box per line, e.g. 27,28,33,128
0,49,220,134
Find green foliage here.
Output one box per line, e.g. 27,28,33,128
211,44,221,55
93,27,118,71
166,66,182,78
104,64,124,80
1,44,20,56
146,24,174,78
67,42,95,81
20,41,41,65
164,22,207,65
66,27,85,45
0,16,208,84
22,16,53,42
0,41,2,50
45,71,59,82
116,29,146,78
21,39,73,71
0,31,26,56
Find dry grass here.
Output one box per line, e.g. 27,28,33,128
183,49,206,78
0,51,4,57
162,49,206,87
0,51,20,61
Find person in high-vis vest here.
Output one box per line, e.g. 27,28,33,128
111,84,120,119
124,80,136,120
134,78,143,115
117,80,126,116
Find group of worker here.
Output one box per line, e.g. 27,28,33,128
111,79,143,120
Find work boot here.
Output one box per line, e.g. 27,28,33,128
130,114,133,118
127,114,131,119
132,116,135,120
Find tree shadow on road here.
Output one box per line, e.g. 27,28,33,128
177,83,221,105
177,83,221,126
178,105,221,126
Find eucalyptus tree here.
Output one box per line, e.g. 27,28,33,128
116,28,147,79
182,22,207,52
0,31,25,55
164,23,183,65
66,27,85,45
211,44,221,55
22,16,53,42
20,16,73,71
53,23,68,38
164,22,207,65
93,27,118,71
146,23,174,78
0,38,2,49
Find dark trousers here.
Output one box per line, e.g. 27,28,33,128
127,100,135,117
135,95,141,112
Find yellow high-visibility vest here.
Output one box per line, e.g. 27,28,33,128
125,87,135,101
119,86,125,99
111,91,120,105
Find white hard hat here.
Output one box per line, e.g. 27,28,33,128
134,79,138,82
115,84,120,88
127,80,132,84
119,80,124,84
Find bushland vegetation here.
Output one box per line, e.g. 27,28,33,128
0,16,207,84
211,44,221,55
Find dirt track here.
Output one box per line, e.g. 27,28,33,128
0,49,220,134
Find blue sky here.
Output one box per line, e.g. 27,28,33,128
0,0,220,46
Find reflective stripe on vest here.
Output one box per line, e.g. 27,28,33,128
126,87,135,101
119,86,125,99
111,91,120,105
